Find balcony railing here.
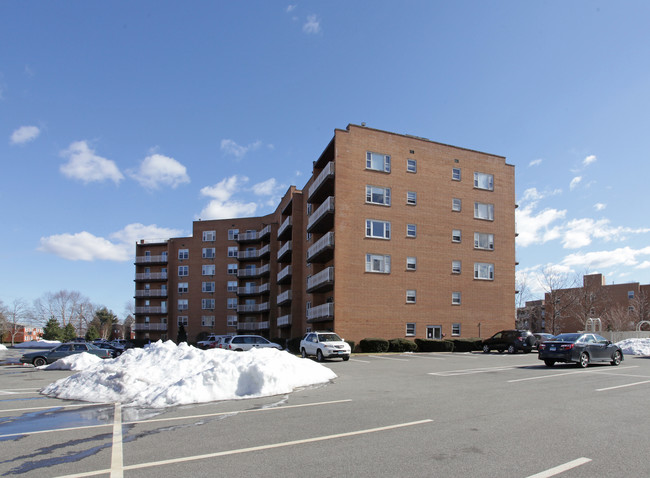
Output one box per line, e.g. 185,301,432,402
135,254,168,264
277,314,292,327
237,264,270,278
134,289,168,298
277,265,292,283
307,196,335,233
135,306,168,314
277,240,292,262
237,321,270,331
307,266,334,292
277,216,293,240
307,232,334,262
237,283,270,296
308,161,335,201
237,225,272,243
134,323,168,331
135,272,168,281
237,302,270,313
237,244,270,261
277,290,292,305
307,302,334,322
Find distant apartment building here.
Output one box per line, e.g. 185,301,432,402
134,124,516,344
2,325,43,344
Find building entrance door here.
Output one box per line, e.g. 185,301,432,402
427,326,442,340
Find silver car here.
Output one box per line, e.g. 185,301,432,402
222,335,282,351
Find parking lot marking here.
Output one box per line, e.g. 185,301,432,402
596,379,650,392
526,457,591,477
110,403,124,478
402,354,445,361
372,355,409,362
0,388,40,395
0,402,112,414
428,365,518,376
508,365,641,383
53,419,434,478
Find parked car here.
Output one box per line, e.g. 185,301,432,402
538,333,624,368
208,336,231,349
482,330,535,354
95,342,125,358
300,332,351,362
533,333,555,348
197,335,228,349
222,335,282,351
20,342,113,367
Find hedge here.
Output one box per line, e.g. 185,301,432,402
414,338,454,352
359,338,389,353
388,338,418,352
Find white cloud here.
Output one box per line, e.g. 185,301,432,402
637,261,650,270
198,175,257,220
220,139,262,160
60,141,124,184
561,218,650,249
561,246,650,270
582,155,597,167
528,159,543,167
569,176,582,190
303,14,321,34
129,153,190,190
286,4,296,13
110,223,184,244
252,178,283,197
10,125,40,144
200,175,248,202
594,203,606,211
516,205,566,247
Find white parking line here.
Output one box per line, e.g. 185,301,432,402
429,365,518,376
372,355,410,362
54,419,434,478
402,354,445,361
596,380,650,392
0,403,112,414
110,403,123,478
0,388,41,395
508,366,640,383
526,457,591,477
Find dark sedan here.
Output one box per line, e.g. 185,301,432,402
20,342,113,367
538,333,623,368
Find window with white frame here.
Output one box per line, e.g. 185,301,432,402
201,316,215,327
452,292,461,305
202,230,216,241
407,159,417,173
178,282,188,294
178,316,188,326
366,219,391,239
406,290,416,303
366,151,391,172
227,315,238,327
227,246,238,257
178,299,188,310
474,262,494,280
452,198,461,212
452,167,461,181
178,249,189,260
228,229,239,240
407,191,417,205
406,323,416,336
227,298,237,309
474,172,494,190
452,323,461,336
178,265,189,276
452,260,461,274
407,224,417,238
201,298,215,309
227,263,238,275
202,247,215,259
474,232,495,250
227,281,237,292
452,229,461,243
628,291,635,299
366,253,391,273
202,281,215,293
202,264,215,276
474,202,494,221
406,257,417,271
366,185,391,206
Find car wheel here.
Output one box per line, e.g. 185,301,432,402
544,360,555,367
301,348,307,358
611,350,622,366
498,349,504,354
342,355,350,361
507,345,516,354
316,349,324,362
482,345,490,353
578,352,590,368
33,357,47,367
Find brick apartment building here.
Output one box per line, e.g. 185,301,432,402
2,325,43,344
134,124,516,344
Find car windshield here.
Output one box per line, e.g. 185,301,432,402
552,333,582,342
86,343,100,349
319,333,342,342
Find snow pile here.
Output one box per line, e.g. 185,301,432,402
43,352,104,370
616,338,650,356
0,344,7,351
42,340,336,408
14,340,60,349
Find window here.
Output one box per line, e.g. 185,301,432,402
228,229,239,240
227,281,237,292
407,224,417,238
474,262,494,280
366,219,391,239
452,324,461,336
452,260,461,274
452,198,461,212
406,323,416,336
178,299,188,311
474,172,494,190
628,291,635,300
202,298,215,309
366,185,391,206
227,263,238,275
474,232,495,250
227,246,238,257
307,203,312,215
227,315,238,327
178,249,189,260
202,230,216,241
178,266,189,277
452,167,461,181
406,257,417,271
366,151,391,172
227,298,237,309
406,290,416,303
452,229,461,243
202,264,215,276
452,292,461,305
474,202,494,221
178,316,188,326
407,159,417,173
366,253,391,273
202,248,215,259
178,282,188,294
202,281,215,293
201,316,215,327
407,191,417,205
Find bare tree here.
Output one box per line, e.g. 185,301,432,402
629,290,650,326
539,266,579,335
5,299,29,346
32,290,92,331
0,300,8,342
603,304,633,332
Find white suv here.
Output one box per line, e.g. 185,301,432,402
300,332,351,362
223,335,283,351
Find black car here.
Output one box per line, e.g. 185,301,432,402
482,329,535,354
538,333,624,368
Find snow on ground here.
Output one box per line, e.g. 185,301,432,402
13,340,60,349
43,352,103,370
41,340,337,408
616,338,650,356
0,344,7,351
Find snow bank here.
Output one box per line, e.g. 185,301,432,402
0,344,7,351
13,340,60,349
43,352,104,370
616,338,650,356
41,340,337,408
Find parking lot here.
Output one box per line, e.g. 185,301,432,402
1,349,649,477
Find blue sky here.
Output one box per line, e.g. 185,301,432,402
2,1,649,319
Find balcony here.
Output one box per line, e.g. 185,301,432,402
134,254,168,265
237,321,270,331
308,161,335,203
277,290,292,305
307,302,334,323
237,225,272,243
135,272,168,281
307,232,334,263
134,289,168,298
236,244,270,261
277,265,292,284
237,264,270,278
277,241,292,262
277,314,292,328
135,306,168,314
277,216,293,241
134,322,167,331
307,196,335,233
237,302,270,313
237,283,270,296
307,267,334,293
